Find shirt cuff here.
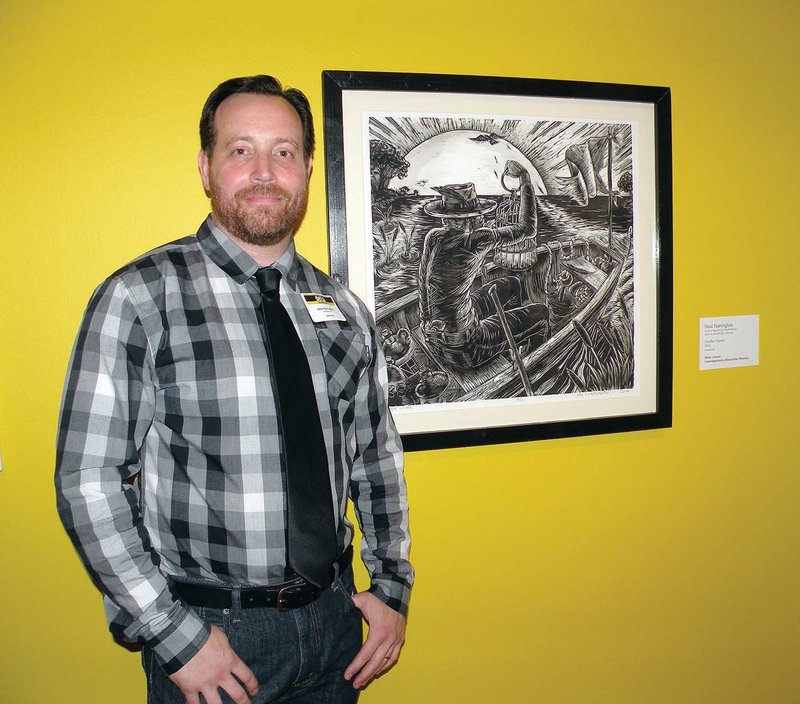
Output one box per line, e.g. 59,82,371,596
369,573,413,618
144,605,211,676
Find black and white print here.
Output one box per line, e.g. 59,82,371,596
367,114,635,408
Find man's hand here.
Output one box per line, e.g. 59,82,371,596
344,591,406,689
169,625,259,704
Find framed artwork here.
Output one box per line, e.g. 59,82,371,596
322,70,672,451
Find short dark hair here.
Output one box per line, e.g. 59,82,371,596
199,75,315,158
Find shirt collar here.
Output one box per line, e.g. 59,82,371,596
196,215,301,287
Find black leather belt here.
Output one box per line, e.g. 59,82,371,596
173,546,353,612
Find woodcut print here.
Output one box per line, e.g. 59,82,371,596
367,114,635,407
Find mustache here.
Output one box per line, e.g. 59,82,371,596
236,185,294,200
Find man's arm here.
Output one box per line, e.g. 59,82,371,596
345,306,413,689
55,276,210,673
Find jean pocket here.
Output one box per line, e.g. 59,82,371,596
331,577,360,613
194,605,228,628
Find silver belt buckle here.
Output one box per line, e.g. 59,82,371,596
276,583,315,612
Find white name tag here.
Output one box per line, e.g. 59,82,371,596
302,293,347,323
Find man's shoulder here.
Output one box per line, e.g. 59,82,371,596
109,235,202,283
86,235,205,317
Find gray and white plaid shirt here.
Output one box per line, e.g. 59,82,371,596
56,217,412,674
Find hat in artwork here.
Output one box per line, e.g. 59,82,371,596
423,183,497,219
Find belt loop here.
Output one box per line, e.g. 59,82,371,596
231,587,242,611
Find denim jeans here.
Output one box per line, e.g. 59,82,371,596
142,567,363,703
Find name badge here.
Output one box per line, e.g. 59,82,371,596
302,293,347,323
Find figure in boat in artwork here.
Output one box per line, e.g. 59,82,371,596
418,160,550,369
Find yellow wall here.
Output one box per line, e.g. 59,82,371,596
2,1,798,702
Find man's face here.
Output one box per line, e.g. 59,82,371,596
198,93,312,249
443,215,483,234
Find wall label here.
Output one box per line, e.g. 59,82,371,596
699,315,759,370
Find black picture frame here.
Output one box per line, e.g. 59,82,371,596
322,70,672,451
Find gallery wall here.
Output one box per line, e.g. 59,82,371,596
1,1,798,702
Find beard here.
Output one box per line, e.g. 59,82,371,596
209,182,309,248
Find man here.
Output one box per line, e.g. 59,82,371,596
418,161,550,368
56,75,412,704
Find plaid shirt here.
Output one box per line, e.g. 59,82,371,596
55,217,412,674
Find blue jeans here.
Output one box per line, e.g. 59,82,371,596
142,567,363,703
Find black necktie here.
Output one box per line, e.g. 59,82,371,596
255,267,338,587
